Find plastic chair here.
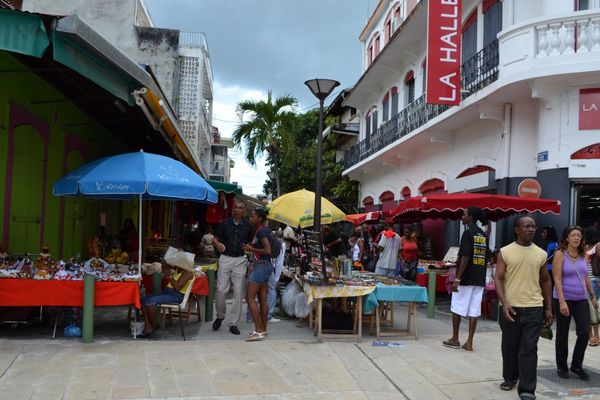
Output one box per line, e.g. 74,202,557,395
159,276,195,340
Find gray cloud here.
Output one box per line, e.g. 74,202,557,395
145,0,370,108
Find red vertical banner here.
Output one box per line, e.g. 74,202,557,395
426,0,462,105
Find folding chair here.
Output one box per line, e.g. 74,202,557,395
158,276,195,340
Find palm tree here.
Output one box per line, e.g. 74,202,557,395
232,91,297,197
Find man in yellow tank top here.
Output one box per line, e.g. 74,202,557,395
495,215,553,400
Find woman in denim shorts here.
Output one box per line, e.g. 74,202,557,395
242,209,273,341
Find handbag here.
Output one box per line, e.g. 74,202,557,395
572,256,600,325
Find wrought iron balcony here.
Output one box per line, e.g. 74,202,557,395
343,39,499,170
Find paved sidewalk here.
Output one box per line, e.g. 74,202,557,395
1,303,599,399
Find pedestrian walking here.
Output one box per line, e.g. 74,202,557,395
212,199,253,335
494,215,553,399
552,225,597,381
585,227,600,346
442,207,488,352
242,208,274,341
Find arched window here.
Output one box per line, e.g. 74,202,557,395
390,87,399,116
382,93,390,122
483,0,502,46
374,33,381,56
363,196,376,212
462,9,478,63
404,70,415,105
379,191,395,203
419,178,445,195
457,165,495,178
371,106,378,134
401,186,412,199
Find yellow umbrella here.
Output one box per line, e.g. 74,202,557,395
267,189,346,228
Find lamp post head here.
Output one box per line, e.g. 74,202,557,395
304,79,340,101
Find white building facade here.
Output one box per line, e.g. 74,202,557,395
22,0,215,176
343,0,600,250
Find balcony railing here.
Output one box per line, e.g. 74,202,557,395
343,39,499,170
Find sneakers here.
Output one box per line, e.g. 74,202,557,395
212,318,224,331
268,317,281,323
229,326,240,335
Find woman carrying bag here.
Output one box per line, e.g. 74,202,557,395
552,225,598,381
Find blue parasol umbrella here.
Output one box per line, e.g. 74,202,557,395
53,150,218,272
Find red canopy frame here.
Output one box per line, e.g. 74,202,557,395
390,193,561,222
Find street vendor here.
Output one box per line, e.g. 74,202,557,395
118,218,139,262
322,226,345,257
138,248,194,338
374,223,401,278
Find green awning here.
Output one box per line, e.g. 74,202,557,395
52,29,135,104
207,180,242,195
0,9,49,58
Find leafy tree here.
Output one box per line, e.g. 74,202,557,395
232,91,297,166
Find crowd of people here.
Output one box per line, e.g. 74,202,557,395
135,195,600,400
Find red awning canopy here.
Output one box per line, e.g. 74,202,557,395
390,193,561,222
346,211,384,225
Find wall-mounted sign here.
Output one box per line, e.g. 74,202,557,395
579,88,600,130
537,151,548,162
426,0,462,106
517,178,542,199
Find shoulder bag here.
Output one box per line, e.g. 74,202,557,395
572,256,600,325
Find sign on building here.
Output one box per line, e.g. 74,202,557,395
426,0,462,106
580,88,600,130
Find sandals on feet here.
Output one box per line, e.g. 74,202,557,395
442,339,460,349
500,380,517,391
245,331,265,341
589,338,600,347
461,343,473,352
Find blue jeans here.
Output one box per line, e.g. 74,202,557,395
500,306,544,398
141,287,183,306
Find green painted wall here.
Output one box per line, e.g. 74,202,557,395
0,51,129,258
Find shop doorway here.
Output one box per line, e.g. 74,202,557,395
573,184,600,228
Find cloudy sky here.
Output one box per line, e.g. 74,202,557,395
145,0,372,195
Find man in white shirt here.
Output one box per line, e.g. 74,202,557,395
374,223,401,278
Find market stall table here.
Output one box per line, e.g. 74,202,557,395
363,284,428,339
0,279,141,308
304,282,375,342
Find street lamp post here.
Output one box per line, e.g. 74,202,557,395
305,78,340,278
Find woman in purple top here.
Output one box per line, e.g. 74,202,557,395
553,226,598,381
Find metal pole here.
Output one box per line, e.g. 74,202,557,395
82,272,95,342
315,99,326,280
138,193,143,275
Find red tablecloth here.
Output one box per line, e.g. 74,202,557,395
141,275,209,297
0,279,141,308
416,273,448,293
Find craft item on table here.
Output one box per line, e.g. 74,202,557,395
33,244,57,279
122,264,142,281
54,261,72,280
106,248,129,264
19,258,34,279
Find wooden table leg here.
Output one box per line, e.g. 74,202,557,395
406,302,412,334
317,298,322,337
309,303,314,329
357,296,362,342
375,305,380,338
